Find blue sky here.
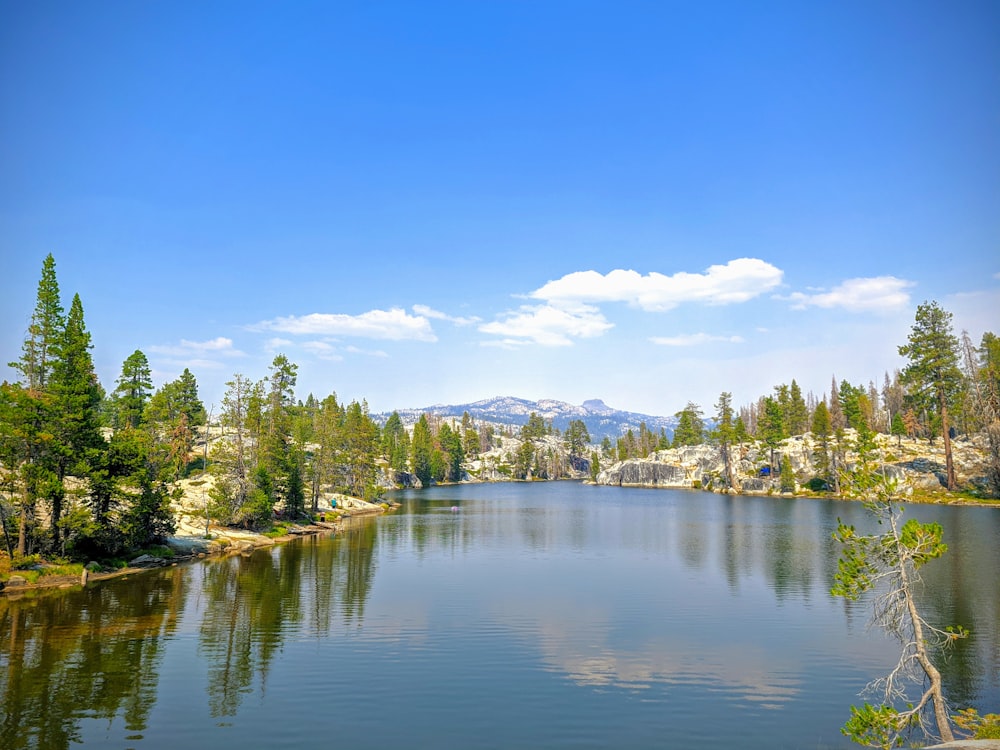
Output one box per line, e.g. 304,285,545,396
2,1,998,417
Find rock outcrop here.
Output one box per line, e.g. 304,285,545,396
595,431,995,496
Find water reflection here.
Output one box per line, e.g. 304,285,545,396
0,568,185,750
197,518,378,717
0,487,996,750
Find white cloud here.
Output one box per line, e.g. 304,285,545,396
529,258,783,312
479,303,613,346
253,308,437,342
412,304,481,326
345,345,389,358
149,337,246,358
784,276,915,312
650,333,745,346
264,337,293,353
301,340,344,361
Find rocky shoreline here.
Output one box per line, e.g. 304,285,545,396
0,493,394,598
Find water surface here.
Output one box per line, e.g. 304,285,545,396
1,483,997,749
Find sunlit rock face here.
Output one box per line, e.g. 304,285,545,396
594,432,995,495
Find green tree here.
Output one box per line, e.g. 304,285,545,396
787,380,809,436
712,392,736,490
779,453,796,492
565,419,590,463
10,254,64,391
381,411,410,473
758,396,785,471
811,400,832,486
145,368,206,480
48,293,105,546
672,402,704,447
411,414,434,487
521,412,547,440
890,412,906,449
898,301,962,490
338,400,380,499
438,422,464,482
831,429,965,747
210,374,256,525
112,350,153,430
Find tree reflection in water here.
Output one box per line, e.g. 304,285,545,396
198,518,378,717
0,568,185,750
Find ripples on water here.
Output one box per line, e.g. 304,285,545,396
0,483,997,750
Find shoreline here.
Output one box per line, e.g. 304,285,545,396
4,480,997,598
0,508,389,599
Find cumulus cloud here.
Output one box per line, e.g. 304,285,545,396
412,304,481,326
650,333,745,346
252,308,437,342
479,303,613,346
529,258,783,312
784,276,915,312
149,337,246,358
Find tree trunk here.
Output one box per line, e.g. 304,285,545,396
939,394,957,491
17,503,28,557
899,547,954,742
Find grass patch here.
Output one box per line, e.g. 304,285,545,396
138,545,175,559
263,522,293,538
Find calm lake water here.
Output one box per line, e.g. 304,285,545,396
1,483,998,750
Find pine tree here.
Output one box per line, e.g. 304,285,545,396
672,402,705,447
758,396,785,470
811,400,832,486
411,414,434,487
49,293,105,545
11,254,65,391
7,255,66,555
787,380,808,436
712,392,736,490
899,302,962,490
112,350,153,430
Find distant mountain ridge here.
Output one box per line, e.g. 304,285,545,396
378,396,678,442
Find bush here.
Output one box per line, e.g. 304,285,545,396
13,554,42,570
806,477,830,492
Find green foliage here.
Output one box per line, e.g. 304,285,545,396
899,301,962,489
565,419,590,458
110,350,152,430
841,702,907,749
520,412,547,440
952,708,1000,739
831,425,965,747
411,414,434,486
779,454,796,492
672,402,704,447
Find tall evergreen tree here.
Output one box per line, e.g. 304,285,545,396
672,402,705,447
112,350,153,430
899,301,962,490
758,396,785,471
810,400,832,486
411,414,434,487
787,380,808,436
712,392,736,489
49,293,105,545
11,254,65,391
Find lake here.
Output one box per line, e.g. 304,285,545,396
1,482,998,749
